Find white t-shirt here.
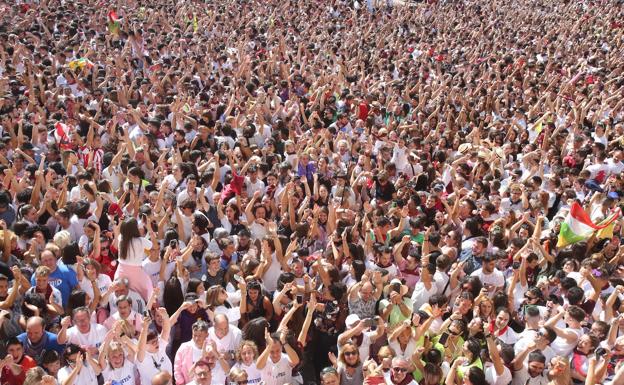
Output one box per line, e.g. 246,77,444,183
79,274,112,306
208,326,242,359
388,338,417,361
142,258,175,287
550,326,583,357
58,362,98,385
66,324,108,349
511,366,549,385
117,236,152,266
102,360,136,385
471,268,505,289
136,339,172,385
235,362,262,384
261,354,293,385
484,362,512,385
262,252,282,292
411,281,437,311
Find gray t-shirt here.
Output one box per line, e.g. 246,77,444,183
338,364,364,385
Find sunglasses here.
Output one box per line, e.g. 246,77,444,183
393,367,408,373
344,351,358,356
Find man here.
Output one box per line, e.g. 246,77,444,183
175,320,229,385
17,316,64,361
511,350,549,385
103,295,143,334
544,305,585,357
25,266,64,316
103,278,145,315
383,357,418,385
152,371,173,385
514,327,557,366
470,253,505,293
337,314,385,361
207,314,241,365
460,236,488,275
0,337,37,385
57,307,108,355
347,273,382,319
187,360,212,385
30,249,78,307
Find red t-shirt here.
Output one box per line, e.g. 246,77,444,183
1,355,37,385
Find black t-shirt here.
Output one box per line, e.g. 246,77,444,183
375,180,396,202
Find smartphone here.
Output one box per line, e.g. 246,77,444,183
363,318,374,328
233,274,244,284
128,182,134,190
169,239,178,249
296,295,303,304
512,261,521,270
438,332,450,345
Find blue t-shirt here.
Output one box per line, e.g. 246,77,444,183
30,262,78,306
17,331,64,359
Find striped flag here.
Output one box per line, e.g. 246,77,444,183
557,202,620,248
54,122,73,150
108,10,120,35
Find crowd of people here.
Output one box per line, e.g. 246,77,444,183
1,0,624,384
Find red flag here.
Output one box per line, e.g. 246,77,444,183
108,10,118,23
55,122,73,150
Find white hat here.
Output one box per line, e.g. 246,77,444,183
345,314,361,329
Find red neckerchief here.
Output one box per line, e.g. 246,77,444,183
489,320,508,337
35,284,53,301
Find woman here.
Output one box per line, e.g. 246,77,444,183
136,311,172,385
454,338,484,383
570,335,599,384
41,349,61,377
57,344,100,385
99,335,137,385
240,279,273,325
234,340,262,385
174,320,230,385
206,284,240,325
388,320,418,362
257,329,300,385
77,258,110,322
334,341,364,385
446,364,488,385
114,218,156,301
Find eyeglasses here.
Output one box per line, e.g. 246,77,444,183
393,367,408,372
344,351,358,356
448,329,461,336
195,370,211,378
524,294,536,300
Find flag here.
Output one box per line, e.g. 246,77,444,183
68,58,93,71
557,202,620,247
54,122,73,150
596,208,621,240
108,10,120,35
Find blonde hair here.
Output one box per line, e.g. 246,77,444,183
35,265,51,277
236,340,259,362
54,230,72,250
228,367,248,382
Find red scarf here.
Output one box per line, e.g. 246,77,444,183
489,320,508,337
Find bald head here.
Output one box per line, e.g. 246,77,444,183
26,316,45,343
151,371,172,385
214,313,230,338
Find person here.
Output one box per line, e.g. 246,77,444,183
115,218,156,302
174,320,230,385
383,357,418,385
207,313,242,364
29,249,78,307
256,329,300,385
1,1,624,385
186,359,212,385
57,307,107,355
0,337,37,385
17,317,64,362
137,312,172,385
57,344,100,385
98,333,137,385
